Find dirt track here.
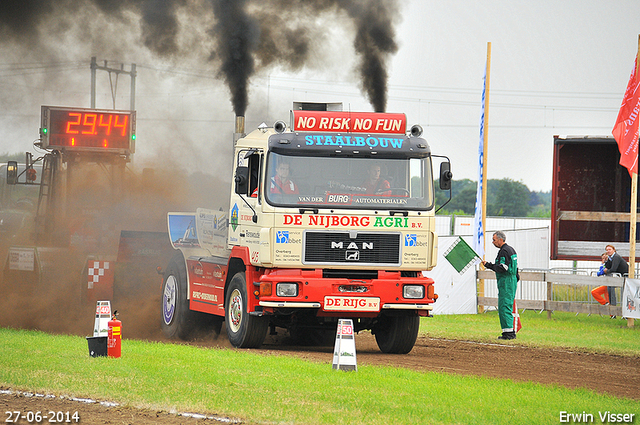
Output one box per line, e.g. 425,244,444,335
252,332,640,400
1,287,638,423
2,330,639,424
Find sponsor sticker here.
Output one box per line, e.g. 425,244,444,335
8,247,35,271
405,234,417,246
324,296,380,312
276,230,289,243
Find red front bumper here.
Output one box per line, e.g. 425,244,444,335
255,268,436,317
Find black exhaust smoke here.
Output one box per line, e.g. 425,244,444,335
0,0,400,114
209,0,400,114
211,0,260,117
342,0,399,113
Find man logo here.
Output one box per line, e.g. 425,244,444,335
276,231,289,243
405,234,417,247
331,241,373,249
346,250,360,261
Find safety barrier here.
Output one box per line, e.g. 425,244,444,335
477,269,624,318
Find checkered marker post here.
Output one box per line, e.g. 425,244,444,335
88,261,110,289
86,260,114,302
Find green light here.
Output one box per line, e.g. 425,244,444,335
132,134,136,140
43,128,47,134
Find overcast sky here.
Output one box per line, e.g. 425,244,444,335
1,0,639,192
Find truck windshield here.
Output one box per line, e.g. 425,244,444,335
264,153,434,210
0,164,41,213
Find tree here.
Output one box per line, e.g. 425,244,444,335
435,178,475,214
528,190,551,217
446,184,477,214
435,178,548,217
491,178,531,217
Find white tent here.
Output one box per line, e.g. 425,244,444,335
423,235,478,315
424,226,550,314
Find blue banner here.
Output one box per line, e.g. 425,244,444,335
472,67,486,259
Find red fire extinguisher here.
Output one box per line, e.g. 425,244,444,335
108,311,121,358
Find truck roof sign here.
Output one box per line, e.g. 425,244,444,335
291,110,406,135
268,132,431,158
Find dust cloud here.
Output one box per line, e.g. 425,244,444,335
0,158,229,341
0,0,403,341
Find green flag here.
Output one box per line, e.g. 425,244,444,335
444,237,480,274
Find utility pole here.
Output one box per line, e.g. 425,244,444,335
90,57,137,111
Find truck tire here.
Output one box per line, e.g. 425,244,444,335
225,272,268,348
373,314,420,354
161,253,193,340
161,253,223,340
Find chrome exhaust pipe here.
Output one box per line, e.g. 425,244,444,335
233,115,245,144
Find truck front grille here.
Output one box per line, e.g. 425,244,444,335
303,231,401,266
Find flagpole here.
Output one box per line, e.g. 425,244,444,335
478,42,491,313
482,42,490,252
628,35,640,328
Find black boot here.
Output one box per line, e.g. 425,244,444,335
498,331,516,340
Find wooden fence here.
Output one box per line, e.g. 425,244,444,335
477,270,625,320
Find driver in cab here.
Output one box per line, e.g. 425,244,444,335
270,161,298,195
361,164,391,196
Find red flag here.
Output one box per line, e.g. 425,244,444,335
612,54,640,176
513,300,522,333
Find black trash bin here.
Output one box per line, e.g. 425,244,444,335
86,336,107,357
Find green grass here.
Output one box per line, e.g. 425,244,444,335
422,310,640,356
1,323,639,425
551,283,592,302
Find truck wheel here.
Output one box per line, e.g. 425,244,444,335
161,253,222,340
225,272,268,348
161,253,193,340
373,314,420,354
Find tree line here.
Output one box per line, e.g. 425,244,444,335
435,178,551,218
1,152,550,218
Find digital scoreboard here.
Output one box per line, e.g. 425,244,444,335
40,106,136,153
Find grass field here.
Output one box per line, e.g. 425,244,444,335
1,311,639,425
423,309,640,356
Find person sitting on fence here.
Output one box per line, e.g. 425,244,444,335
596,252,611,277
602,244,628,306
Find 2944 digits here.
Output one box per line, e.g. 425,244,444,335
4,411,79,423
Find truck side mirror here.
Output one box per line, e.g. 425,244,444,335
439,162,452,190
235,166,250,194
7,161,18,185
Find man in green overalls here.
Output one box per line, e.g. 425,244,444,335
482,231,519,340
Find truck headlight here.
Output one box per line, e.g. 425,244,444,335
403,285,424,299
276,282,298,297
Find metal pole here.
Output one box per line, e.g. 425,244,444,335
130,63,136,111
90,58,136,111
627,35,640,328
479,42,491,313
90,57,97,109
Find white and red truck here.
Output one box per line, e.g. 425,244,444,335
161,106,452,353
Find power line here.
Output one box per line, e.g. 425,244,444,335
0,61,85,78
0,60,622,117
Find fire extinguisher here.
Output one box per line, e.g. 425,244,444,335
107,311,121,358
